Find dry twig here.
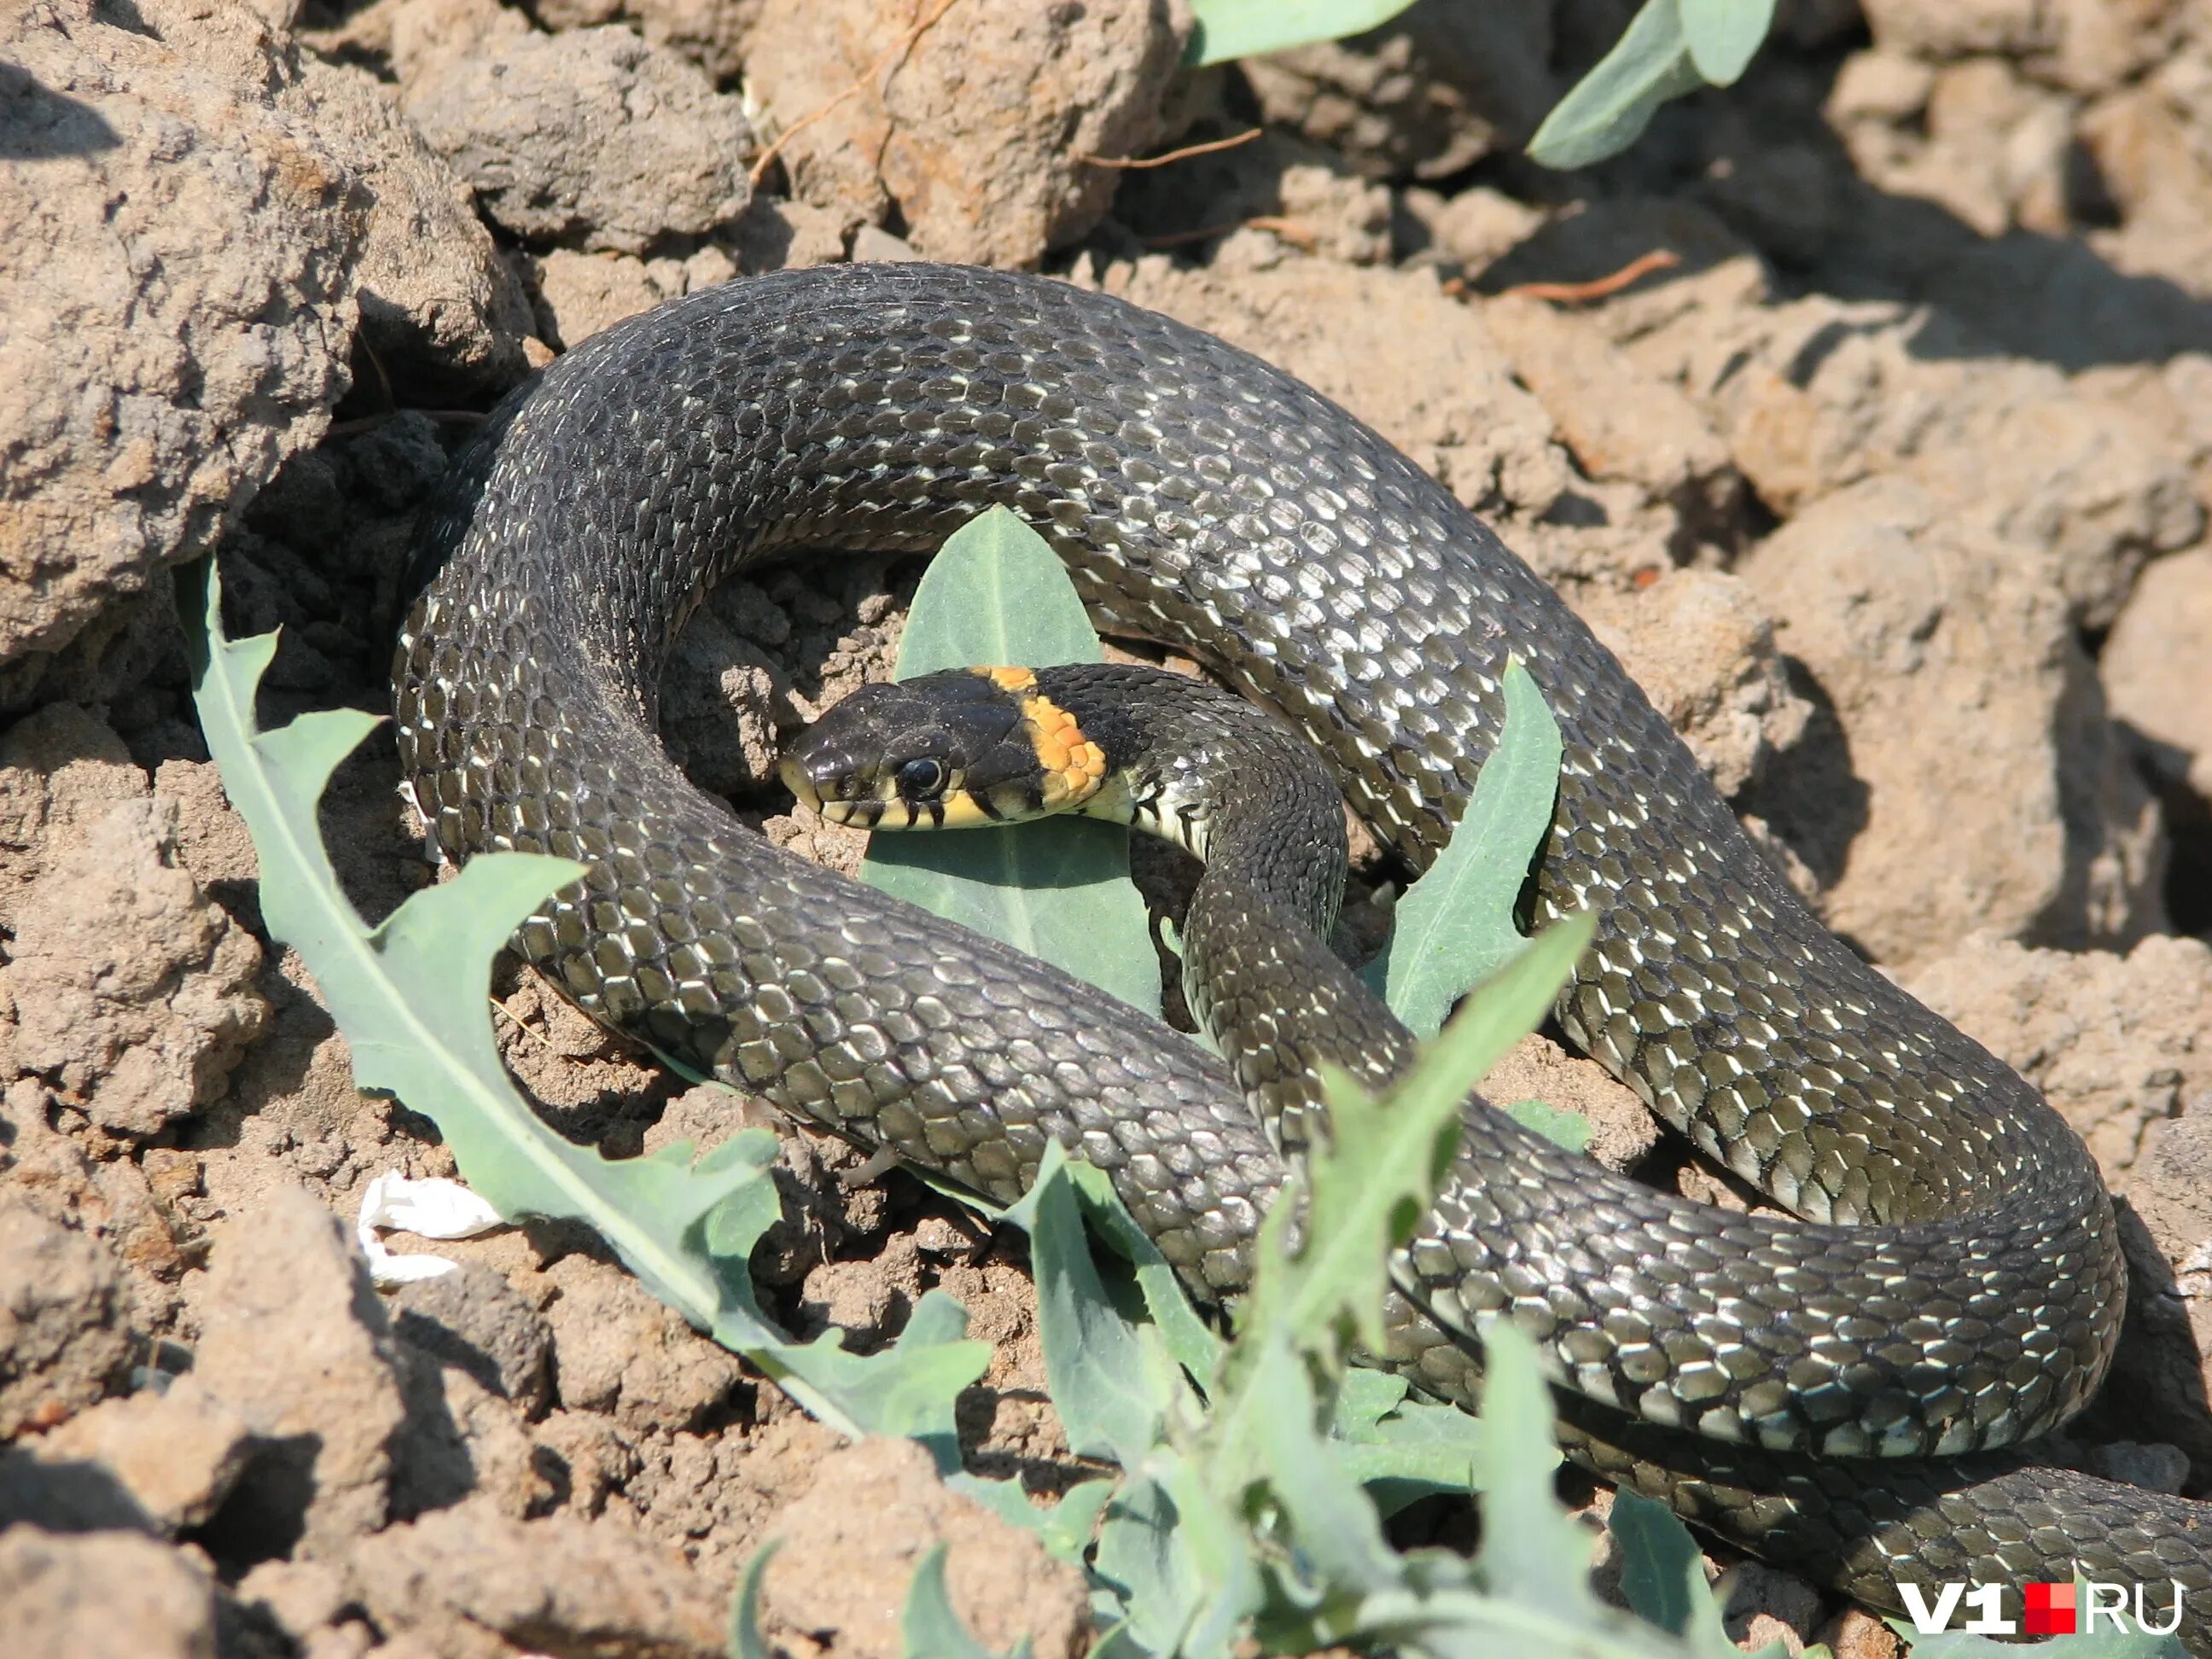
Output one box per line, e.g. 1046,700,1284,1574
1080,127,1262,170
748,0,962,187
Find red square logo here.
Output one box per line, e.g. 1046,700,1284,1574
2024,1581,2077,1635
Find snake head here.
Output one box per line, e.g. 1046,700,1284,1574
779,667,1102,830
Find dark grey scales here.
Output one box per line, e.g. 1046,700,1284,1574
392,262,2209,1642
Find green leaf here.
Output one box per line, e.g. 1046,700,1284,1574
1528,0,1710,170
1056,1155,1226,1386
899,1544,1004,1659
895,505,1100,673
860,507,1161,1019
771,1292,986,1471
1091,1484,1184,1654
1678,0,1775,84
1004,1141,1191,1466
185,560,987,1444
949,1474,1115,1566
727,1540,778,1659
1364,658,1562,1038
1240,1331,1400,1594
1184,0,1421,67
1611,1490,1729,1647
1247,913,1595,1371
1469,1322,1587,1617
1505,1097,1592,1155
1330,1371,1487,1513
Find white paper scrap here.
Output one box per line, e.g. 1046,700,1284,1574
358,1172,505,1287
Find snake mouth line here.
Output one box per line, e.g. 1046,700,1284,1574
777,668,1111,832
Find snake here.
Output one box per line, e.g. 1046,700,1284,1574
391,260,2209,1643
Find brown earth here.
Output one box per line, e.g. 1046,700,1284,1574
5,0,2212,1653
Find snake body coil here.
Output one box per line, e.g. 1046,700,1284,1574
394,263,2209,1639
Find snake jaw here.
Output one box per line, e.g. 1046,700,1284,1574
777,754,824,814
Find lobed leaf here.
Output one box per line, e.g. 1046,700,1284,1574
1469,1322,1593,1620
187,561,987,1445
1245,912,1596,1371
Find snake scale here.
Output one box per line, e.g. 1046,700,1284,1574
393,262,2210,1640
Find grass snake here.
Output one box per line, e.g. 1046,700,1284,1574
393,262,2208,1640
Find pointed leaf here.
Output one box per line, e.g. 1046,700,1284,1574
1529,0,1709,170
1184,0,1421,67
899,1544,999,1659
1678,0,1775,84
1365,658,1562,1038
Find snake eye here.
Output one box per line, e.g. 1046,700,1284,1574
894,757,947,799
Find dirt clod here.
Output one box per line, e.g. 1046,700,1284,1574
761,1435,1089,1659
4,799,266,1140
189,1184,407,1560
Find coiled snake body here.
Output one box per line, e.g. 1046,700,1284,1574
394,263,2209,1640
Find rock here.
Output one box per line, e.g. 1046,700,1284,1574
1578,568,1810,801
392,1264,555,1417
542,1254,743,1430
1860,0,2168,94
1477,1033,1658,1174
660,605,791,797
527,250,680,352
389,1344,550,1522
190,1184,406,1558
1831,52,2075,238
1721,1559,1825,1652
1482,294,1737,520
745,0,1182,268
1650,294,2199,629
1,0,361,699
234,1557,353,1651
1114,131,1394,266
529,0,761,85
149,758,262,896
6,799,266,1140
2104,545,2212,810
394,2,753,254
0,1202,133,1438
349,1505,725,1659
386,1263,560,1523
28,1378,254,1536
1238,0,1556,180
1398,184,1545,274
726,195,850,273
1909,387,2201,632
1741,476,2162,967
279,55,536,400
1816,1605,1903,1659
1859,0,2051,61
2089,1439,2192,1494
0,1527,218,1659
849,224,923,263
1908,934,2212,1185
0,705,148,932
762,1436,1088,1659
